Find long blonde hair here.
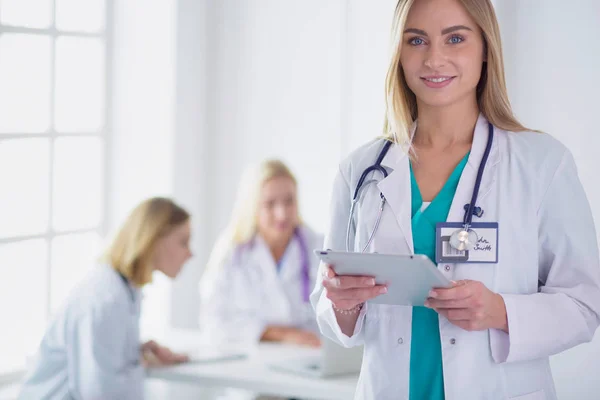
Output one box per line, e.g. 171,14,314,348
383,0,534,144
104,197,190,286
204,160,300,274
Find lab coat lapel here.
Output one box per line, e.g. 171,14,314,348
376,140,414,253
374,115,500,255
278,235,301,283
446,114,501,225
253,235,292,318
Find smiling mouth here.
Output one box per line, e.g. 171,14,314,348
421,76,455,83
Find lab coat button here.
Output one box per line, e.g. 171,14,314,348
397,337,404,345
450,338,456,345
444,265,451,271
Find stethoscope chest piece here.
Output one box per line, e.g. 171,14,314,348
449,227,478,251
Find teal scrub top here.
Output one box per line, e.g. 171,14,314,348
408,153,469,400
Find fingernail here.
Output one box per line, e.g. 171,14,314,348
365,278,375,286
429,290,437,298
333,278,341,287
378,287,387,294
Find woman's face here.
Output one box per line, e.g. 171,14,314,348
257,176,299,244
399,0,486,109
153,220,192,278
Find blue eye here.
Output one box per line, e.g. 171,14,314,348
409,37,425,46
449,35,464,44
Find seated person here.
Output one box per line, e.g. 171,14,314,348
19,197,192,400
200,160,323,347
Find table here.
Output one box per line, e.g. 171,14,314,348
146,330,358,400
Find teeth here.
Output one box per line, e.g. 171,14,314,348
426,77,451,83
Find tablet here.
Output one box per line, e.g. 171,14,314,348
315,250,452,306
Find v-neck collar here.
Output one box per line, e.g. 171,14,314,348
256,231,298,277
410,152,470,221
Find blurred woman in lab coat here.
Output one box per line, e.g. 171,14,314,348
200,159,324,348
19,197,193,400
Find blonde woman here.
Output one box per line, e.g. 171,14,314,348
312,0,600,399
19,198,193,400
200,160,324,348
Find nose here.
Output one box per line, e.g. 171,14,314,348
274,204,287,221
424,41,447,70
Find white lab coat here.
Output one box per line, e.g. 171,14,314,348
311,114,600,400
200,225,324,346
19,264,144,400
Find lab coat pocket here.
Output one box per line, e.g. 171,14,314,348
363,306,394,391
508,389,545,400
453,262,497,291
362,304,410,396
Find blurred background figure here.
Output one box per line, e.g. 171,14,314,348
200,160,324,348
18,197,192,400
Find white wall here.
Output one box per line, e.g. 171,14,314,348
111,0,176,335
169,0,211,329
344,0,397,153
209,0,345,236
169,0,345,328
163,0,600,396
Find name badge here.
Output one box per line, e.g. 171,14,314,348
435,222,499,264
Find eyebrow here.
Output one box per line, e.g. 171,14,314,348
404,25,473,36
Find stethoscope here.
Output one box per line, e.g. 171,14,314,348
346,122,494,253
235,227,311,303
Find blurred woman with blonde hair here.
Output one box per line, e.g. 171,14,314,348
19,197,193,400
200,159,324,348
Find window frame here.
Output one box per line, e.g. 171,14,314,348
0,0,113,378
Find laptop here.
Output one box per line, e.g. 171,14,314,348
267,336,363,378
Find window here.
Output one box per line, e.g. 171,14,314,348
0,0,109,375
